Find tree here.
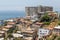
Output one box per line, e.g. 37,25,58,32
58,21,60,25
41,13,51,22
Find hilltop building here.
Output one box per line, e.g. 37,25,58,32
25,5,53,21
25,5,53,16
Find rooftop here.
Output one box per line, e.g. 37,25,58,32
4,25,13,29
2,28,9,31
0,30,5,34
12,33,23,37
54,26,60,29
7,22,15,25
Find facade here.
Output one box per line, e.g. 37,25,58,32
25,7,38,21
38,6,53,13
25,7,37,16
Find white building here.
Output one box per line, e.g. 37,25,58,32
12,33,23,38
37,28,50,39
53,26,60,34
4,19,14,22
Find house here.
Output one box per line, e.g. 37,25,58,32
53,26,60,35
12,33,24,40
4,25,13,29
47,11,58,19
4,19,14,22
32,22,44,28
0,30,5,37
21,27,36,40
21,27,35,36
24,37,33,40
7,22,15,25
37,28,50,39
12,33,23,38
2,27,9,32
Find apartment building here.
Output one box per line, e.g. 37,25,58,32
25,5,53,16
38,6,53,13
25,5,53,21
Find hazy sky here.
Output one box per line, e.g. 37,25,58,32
0,0,60,11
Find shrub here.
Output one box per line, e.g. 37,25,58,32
41,13,51,22
44,22,50,25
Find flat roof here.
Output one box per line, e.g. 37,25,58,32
54,26,60,29
12,33,23,37
2,28,9,31
4,25,13,29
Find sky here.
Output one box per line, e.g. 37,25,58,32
0,0,60,12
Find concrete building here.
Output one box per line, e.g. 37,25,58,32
25,7,37,16
25,5,53,21
25,7,38,21
37,6,53,13
25,5,53,16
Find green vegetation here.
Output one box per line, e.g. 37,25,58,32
41,13,51,22
43,22,50,25
58,21,60,25
14,38,23,40
46,34,57,40
51,34,57,40
42,15,50,22
7,27,15,33
58,23,60,25
56,36,60,40
46,37,52,40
